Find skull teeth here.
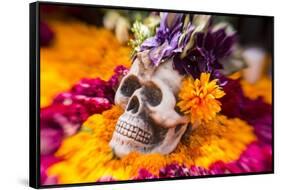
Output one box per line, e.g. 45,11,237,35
116,120,152,144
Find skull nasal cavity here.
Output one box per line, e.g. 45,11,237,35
126,96,140,114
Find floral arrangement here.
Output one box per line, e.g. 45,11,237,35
177,72,225,125
40,12,272,185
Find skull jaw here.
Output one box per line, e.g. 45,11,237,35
109,123,188,158
109,132,153,157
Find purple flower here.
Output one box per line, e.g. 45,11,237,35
173,29,237,79
253,115,272,144
40,21,54,46
173,47,207,79
140,13,186,66
159,163,210,178
159,163,189,177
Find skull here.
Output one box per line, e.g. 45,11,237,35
110,51,190,157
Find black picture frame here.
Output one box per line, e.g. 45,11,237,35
29,1,274,189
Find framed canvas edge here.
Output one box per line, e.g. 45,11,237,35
29,1,40,189
29,1,275,189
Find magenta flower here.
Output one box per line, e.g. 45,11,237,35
187,166,210,176
40,127,63,155
159,164,210,178
209,142,272,174
41,103,89,134
40,74,123,156
53,93,111,115
220,78,272,146
236,142,272,172
40,103,89,155
40,155,60,185
253,115,272,144
40,21,54,46
134,169,157,180
159,163,189,177
108,65,129,91
71,78,114,102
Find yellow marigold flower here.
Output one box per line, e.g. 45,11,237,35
177,73,225,124
48,106,256,184
40,20,131,107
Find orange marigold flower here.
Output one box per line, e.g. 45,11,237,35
40,20,131,107
48,106,256,184
177,73,225,124
241,77,272,104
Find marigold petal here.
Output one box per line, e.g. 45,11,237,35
177,72,225,124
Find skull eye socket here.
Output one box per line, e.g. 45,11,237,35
120,75,141,97
143,83,162,106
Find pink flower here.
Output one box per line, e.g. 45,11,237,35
108,65,129,91
71,78,114,103
41,103,89,133
40,156,60,185
40,103,89,155
40,127,63,155
134,169,157,180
